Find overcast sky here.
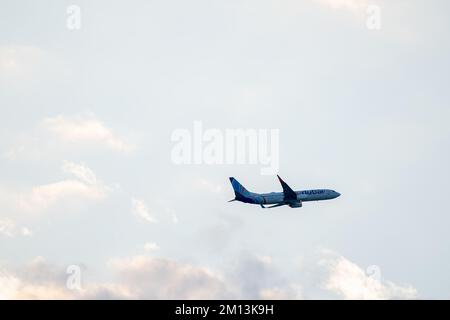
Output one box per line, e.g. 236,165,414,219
1,0,450,299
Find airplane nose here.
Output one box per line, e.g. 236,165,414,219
336,192,341,198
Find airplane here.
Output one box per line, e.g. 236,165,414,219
228,175,340,208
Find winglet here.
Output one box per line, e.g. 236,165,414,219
277,175,297,200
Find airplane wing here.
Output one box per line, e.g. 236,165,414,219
277,175,297,201
264,203,287,208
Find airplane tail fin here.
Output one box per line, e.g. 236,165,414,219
229,177,251,197
277,175,297,201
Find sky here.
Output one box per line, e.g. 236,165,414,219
1,0,450,299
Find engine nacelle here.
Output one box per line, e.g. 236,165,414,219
288,201,302,208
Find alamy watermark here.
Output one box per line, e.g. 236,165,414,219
66,5,81,30
66,264,82,291
366,4,381,30
366,265,382,282
171,121,279,175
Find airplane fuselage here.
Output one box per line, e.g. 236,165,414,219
237,189,340,205
229,176,340,208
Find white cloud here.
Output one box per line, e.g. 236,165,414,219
21,227,32,237
0,45,45,81
16,162,108,214
108,255,230,299
259,286,302,300
18,180,105,213
143,242,160,252
41,115,133,153
131,198,157,224
62,161,98,185
314,0,371,13
228,252,302,299
321,251,417,299
0,255,233,299
2,114,134,161
0,219,16,237
0,250,418,300
1,255,230,299
0,218,32,238
0,257,71,299
0,257,129,300
0,274,72,300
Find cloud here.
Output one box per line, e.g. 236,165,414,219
0,257,129,300
0,273,72,300
228,253,302,299
321,251,417,299
131,198,157,224
0,251,417,300
18,181,105,213
3,258,130,300
0,257,72,300
0,255,230,299
41,115,133,153
259,286,302,300
62,161,98,185
314,0,371,13
0,45,46,82
108,255,230,299
16,162,109,214
0,254,244,299
0,219,17,237
2,114,134,161
0,218,32,237
143,242,160,252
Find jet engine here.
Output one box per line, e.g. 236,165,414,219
288,201,302,208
